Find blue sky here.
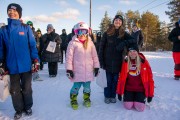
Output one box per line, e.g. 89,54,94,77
0,0,170,34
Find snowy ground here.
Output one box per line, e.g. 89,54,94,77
0,52,180,120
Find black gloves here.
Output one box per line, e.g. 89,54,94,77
0,62,5,75
94,68,99,77
118,95,122,101
66,70,74,79
147,97,153,103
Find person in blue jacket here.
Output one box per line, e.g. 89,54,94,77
0,3,39,119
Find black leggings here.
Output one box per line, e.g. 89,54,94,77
123,90,146,103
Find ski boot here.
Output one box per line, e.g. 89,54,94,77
70,94,78,110
83,93,91,107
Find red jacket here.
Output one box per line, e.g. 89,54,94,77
116,53,154,97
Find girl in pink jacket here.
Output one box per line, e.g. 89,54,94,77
66,22,100,110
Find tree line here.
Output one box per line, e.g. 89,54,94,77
99,0,180,51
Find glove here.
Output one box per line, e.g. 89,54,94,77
116,41,127,52
32,59,40,73
118,95,122,101
0,62,5,75
66,70,74,79
94,68,99,77
147,97,153,103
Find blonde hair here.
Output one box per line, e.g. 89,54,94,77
77,35,89,49
83,35,89,49
127,54,141,72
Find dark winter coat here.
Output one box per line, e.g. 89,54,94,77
60,33,68,50
131,30,144,49
98,30,136,73
0,18,39,74
168,22,180,52
41,32,62,62
66,33,74,45
96,32,102,53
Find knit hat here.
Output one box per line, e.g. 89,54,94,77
47,24,54,29
113,15,123,24
132,24,138,28
128,45,139,52
7,3,22,18
36,28,41,33
27,21,33,26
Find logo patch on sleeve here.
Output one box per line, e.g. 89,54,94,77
19,32,25,35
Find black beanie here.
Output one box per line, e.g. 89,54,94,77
128,45,139,52
7,3,22,18
113,15,123,24
36,29,41,33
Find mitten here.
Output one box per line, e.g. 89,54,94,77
147,97,153,103
66,70,74,79
32,59,40,73
118,95,122,101
0,62,5,75
94,68,99,77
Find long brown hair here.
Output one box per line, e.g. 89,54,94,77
106,24,125,38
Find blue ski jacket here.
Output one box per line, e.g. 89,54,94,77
0,18,39,74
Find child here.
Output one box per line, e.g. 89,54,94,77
66,22,100,110
116,46,154,112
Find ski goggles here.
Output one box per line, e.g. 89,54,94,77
74,29,88,35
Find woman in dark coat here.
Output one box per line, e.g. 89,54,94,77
41,24,62,77
98,14,137,104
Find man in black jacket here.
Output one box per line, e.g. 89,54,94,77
168,20,180,80
131,24,144,50
60,29,68,64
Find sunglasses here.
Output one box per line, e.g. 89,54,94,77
28,24,33,26
37,32,41,34
75,29,88,35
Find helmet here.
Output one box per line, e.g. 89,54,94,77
26,21,33,26
74,22,89,35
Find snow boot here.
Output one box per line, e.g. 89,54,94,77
25,108,32,116
70,94,78,110
83,93,91,107
14,111,22,120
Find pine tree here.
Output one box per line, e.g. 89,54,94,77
100,11,111,33
141,11,161,51
165,0,180,23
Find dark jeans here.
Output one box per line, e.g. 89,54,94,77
48,62,58,75
10,71,33,112
60,48,66,63
104,71,119,98
123,90,146,103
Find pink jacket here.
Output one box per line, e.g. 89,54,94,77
66,36,100,82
